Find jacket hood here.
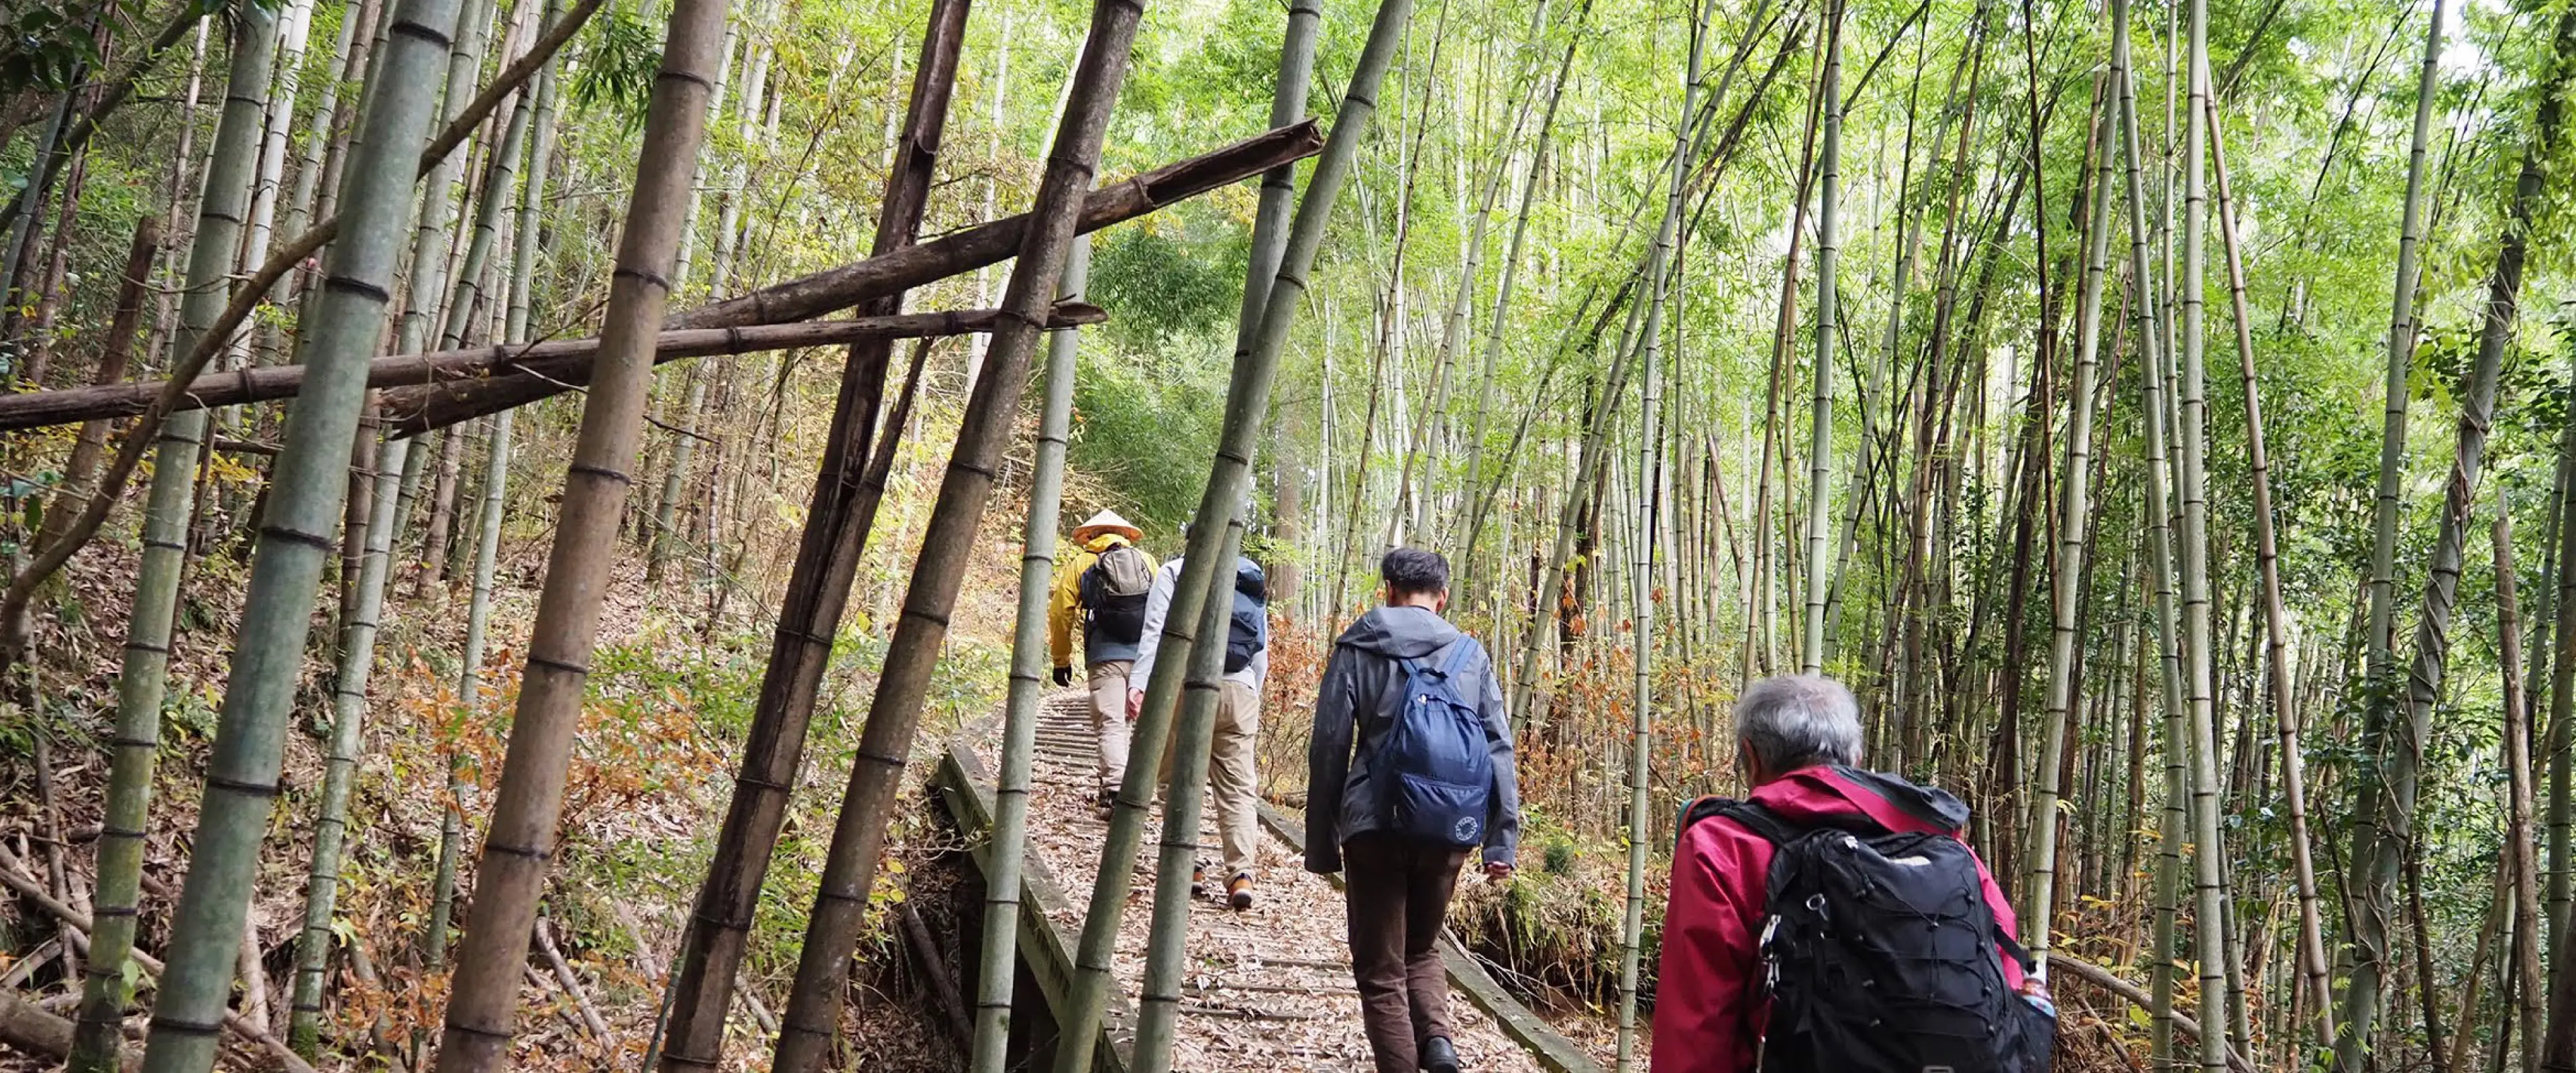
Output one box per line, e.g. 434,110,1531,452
1083,532,1134,553
1749,765,1973,836
1333,604,1460,659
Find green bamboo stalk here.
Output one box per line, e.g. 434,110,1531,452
427,21,560,966
287,430,409,1055
771,5,1144,1064
2176,5,2233,1065
655,3,965,1062
430,0,733,1063
2202,101,2336,1051
2109,3,2188,1058
1795,0,1840,675
67,11,280,1069
135,0,462,1064
1051,1,1411,1066
2343,0,2446,1056
396,0,495,362
1616,0,1711,1067
437,5,547,352
2357,3,2576,1062
2022,64,2114,976
1133,517,1247,1073
969,234,1089,1073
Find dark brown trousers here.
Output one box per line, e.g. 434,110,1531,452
1342,832,1470,1072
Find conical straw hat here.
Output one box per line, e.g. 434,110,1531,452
1073,510,1142,543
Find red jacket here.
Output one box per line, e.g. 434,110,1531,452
1648,766,2026,1073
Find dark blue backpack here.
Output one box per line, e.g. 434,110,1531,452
1374,638,1495,848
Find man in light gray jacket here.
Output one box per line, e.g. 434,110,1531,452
1307,548,1520,1073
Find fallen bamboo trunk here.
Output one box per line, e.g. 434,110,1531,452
2044,953,2255,1073
380,119,1322,435
0,306,1104,434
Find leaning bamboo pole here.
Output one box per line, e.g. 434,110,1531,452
135,0,461,1065
2202,101,2336,1050
0,308,1101,432
659,0,968,1060
2023,64,2114,978
379,123,1323,433
772,5,1145,1069
1133,520,1250,1073
1051,1,1411,1066
432,0,734,1064
68,11,280,1070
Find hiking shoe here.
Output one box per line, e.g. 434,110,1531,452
1190,862,1208,898
1226,871,1255,911
1420,1035,1460,1073
1093,787,1116,818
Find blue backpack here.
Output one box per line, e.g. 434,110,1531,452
1374,638,1495,848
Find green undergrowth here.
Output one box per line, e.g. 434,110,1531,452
1448,806,1666,1016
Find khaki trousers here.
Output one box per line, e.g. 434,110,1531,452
1087,661,1133,795
1158,679,1262,877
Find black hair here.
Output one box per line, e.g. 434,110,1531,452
1380,548,1450,598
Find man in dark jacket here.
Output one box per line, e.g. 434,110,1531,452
1307,549,1520,1073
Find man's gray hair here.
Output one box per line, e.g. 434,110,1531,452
1735,673,1864,774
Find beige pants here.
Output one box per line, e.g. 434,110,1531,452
1088,661,1133,795
1159,679,1262,877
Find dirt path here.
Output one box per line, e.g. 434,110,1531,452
964,691,1548,1073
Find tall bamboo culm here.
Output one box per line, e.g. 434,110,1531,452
287,431,411,1054
657,1,966,1060
1051,1,1414,1065
2202,102,2336,1049
2341,0,2447,1056
969,234,1089,1073
70,9,274,1069
429,11,564,965
137,0,464,1064
2108,0,2189,1056
2021,62,2114,974
772,5,1143,1067
1615,0,1709,1065
2350,3,2576,1062
1133,518,1248,1073
2176,3,2235,1064
1796,0,1840,675
433,0,735,1064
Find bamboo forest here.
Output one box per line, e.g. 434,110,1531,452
6,0,2576,1062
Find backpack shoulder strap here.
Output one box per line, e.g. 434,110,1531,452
1438,635,1485,677
1677,797,1803,848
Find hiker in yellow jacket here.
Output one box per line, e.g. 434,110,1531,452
1049,510,1157,808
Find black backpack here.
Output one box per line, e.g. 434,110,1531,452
1224,561,1267,673
1079,545,1152,644
1678,797,2054,1073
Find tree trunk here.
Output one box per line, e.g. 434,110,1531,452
2022,62,2112,974
2355,5,2576,1064
36,215,158,556
431,0,732,1064
1051,2,1409,1065
132,0,457,1064
771,4,1145,1068
2201,99,2337,1049
657,1,966,1062
2500,514,2548,1073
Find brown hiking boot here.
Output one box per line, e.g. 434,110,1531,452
1189,862,1207,898
1226,871,1255,910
